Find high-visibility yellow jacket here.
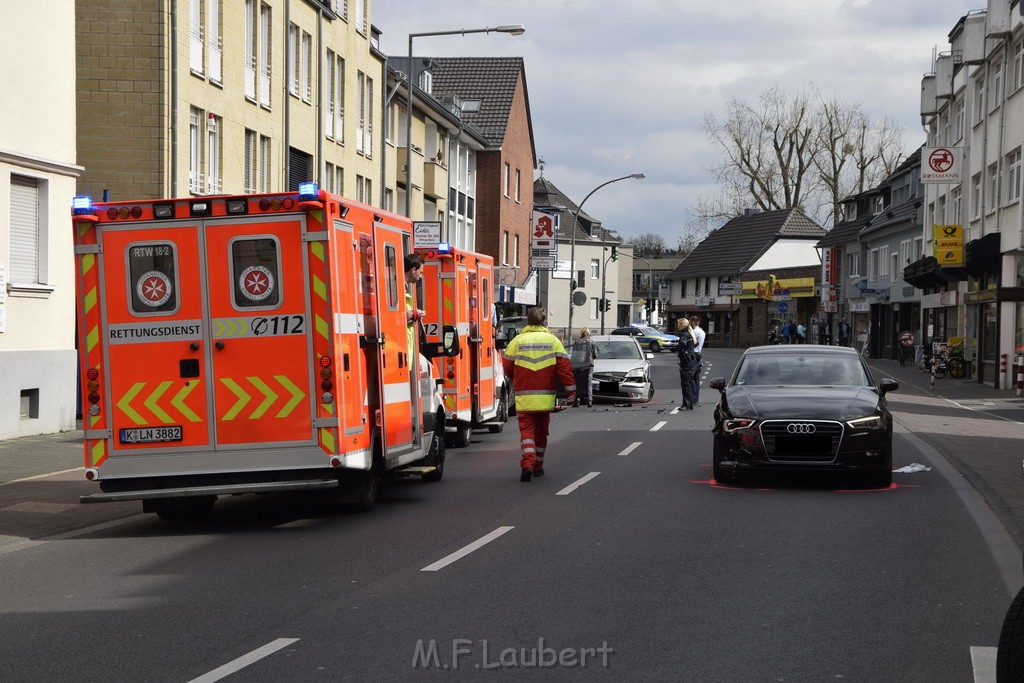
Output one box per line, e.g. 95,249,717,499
502,325,576,412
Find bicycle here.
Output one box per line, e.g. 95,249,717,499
946,343,966,379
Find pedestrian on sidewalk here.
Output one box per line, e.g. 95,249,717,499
677,318,698,410
838,318,851,347
502,307,576,482
578,327,598,407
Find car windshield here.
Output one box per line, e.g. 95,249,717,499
595,340,643,360
637,327,660,336
734,352,870,386
567,342,590,365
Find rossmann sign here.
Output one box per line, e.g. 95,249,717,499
921,147,962,183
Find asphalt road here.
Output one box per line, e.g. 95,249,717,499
0,349,1014,681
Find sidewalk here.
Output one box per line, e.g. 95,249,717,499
865,357,1024,550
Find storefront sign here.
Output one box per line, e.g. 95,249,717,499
921,146,963,183
821,247,836,300
933,224,964,266
737,276,815,300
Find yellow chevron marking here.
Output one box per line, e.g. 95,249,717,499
143,381,174,423
313,274,327,301
249,376,278,419
310,241,325,261
84,287,97,314
315,314,329,340
275,375,305,417
82,253,95,275
170,381,202,422
116,383,147,425
321,402,335,416
308,208,324,224
86,326,100,353
214,319,225,337
221,378,251,421
320,428,335,453
90,440,106,467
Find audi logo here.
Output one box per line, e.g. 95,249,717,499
786,423,816,434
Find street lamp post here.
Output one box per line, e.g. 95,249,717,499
404,25,525,219
565,173,644,342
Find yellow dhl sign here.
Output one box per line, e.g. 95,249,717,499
736,277,815,300
933,224,964,266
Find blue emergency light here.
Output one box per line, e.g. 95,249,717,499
438,242,452,254
298,182,319,202
72,196,93,215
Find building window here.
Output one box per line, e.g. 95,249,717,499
384,188,394,212
955,98,965,140
189,107,203,193
502,231,509,264
1015,39,1024,92
9,175,48,287
325,162,334,192
1009,149,1022,202
514,234,520,267
355,0,366,34
301,30,312,102
514,169,521,202
951,186,962,221
847,252,860,278
899,239,912,272
891,252,899,282
975,75,986,121
993,60,1003,111
844,203,857,221
325,50,336,139
259,3,272,108
972,173,982,218
207,0,222,83
206,114,221,194
868,248,878,282
244,0,256,99
913,237,923,261
244,129,257,193
334,0,347,21
879,245,889,279
189,0,204,74
336,57,345,143
871,195,884,214
590,298,599,319
259,135,271,192
590,258,599,279
989,162,999,211
680,279,687,297
503,163,510,198
356,72,371,156
288,24,299,97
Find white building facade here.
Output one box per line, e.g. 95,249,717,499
0,2,81,438
919,0,1024,389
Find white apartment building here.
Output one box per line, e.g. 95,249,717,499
0,2,81,439
919,0,1024,389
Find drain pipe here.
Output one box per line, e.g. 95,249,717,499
170,0,178,196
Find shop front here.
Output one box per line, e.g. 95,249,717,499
735,274,817,347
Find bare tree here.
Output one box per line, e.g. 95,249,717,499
697,84,905,230
814,89,906,227
626,232,667,257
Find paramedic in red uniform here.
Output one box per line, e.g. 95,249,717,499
501,307,576,482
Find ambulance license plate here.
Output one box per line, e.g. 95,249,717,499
119,426,183,444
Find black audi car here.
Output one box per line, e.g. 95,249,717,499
709,346,898,487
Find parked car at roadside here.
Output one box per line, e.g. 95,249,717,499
610,325,679,352
708,345,898,487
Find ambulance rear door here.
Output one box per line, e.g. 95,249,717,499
203,215,316,449
369,219,419,461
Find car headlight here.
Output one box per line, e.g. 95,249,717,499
846,415,882,430
722,418,757,433
624,368,646,380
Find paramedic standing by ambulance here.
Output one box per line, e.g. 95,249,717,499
502,307,576,482
404,253,426,354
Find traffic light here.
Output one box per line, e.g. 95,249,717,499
600,298,611,312
645,297,654,311
610,245,618,262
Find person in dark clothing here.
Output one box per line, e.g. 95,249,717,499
676,318,697,410
838,318,851,347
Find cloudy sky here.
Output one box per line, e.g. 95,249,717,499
371,0,980,246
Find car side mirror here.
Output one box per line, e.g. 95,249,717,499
878,377,899,395
645,352,654,360
421,324,461,359
494,336,508,351
709,377,725,391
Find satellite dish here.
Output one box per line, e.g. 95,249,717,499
572,290,587,306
